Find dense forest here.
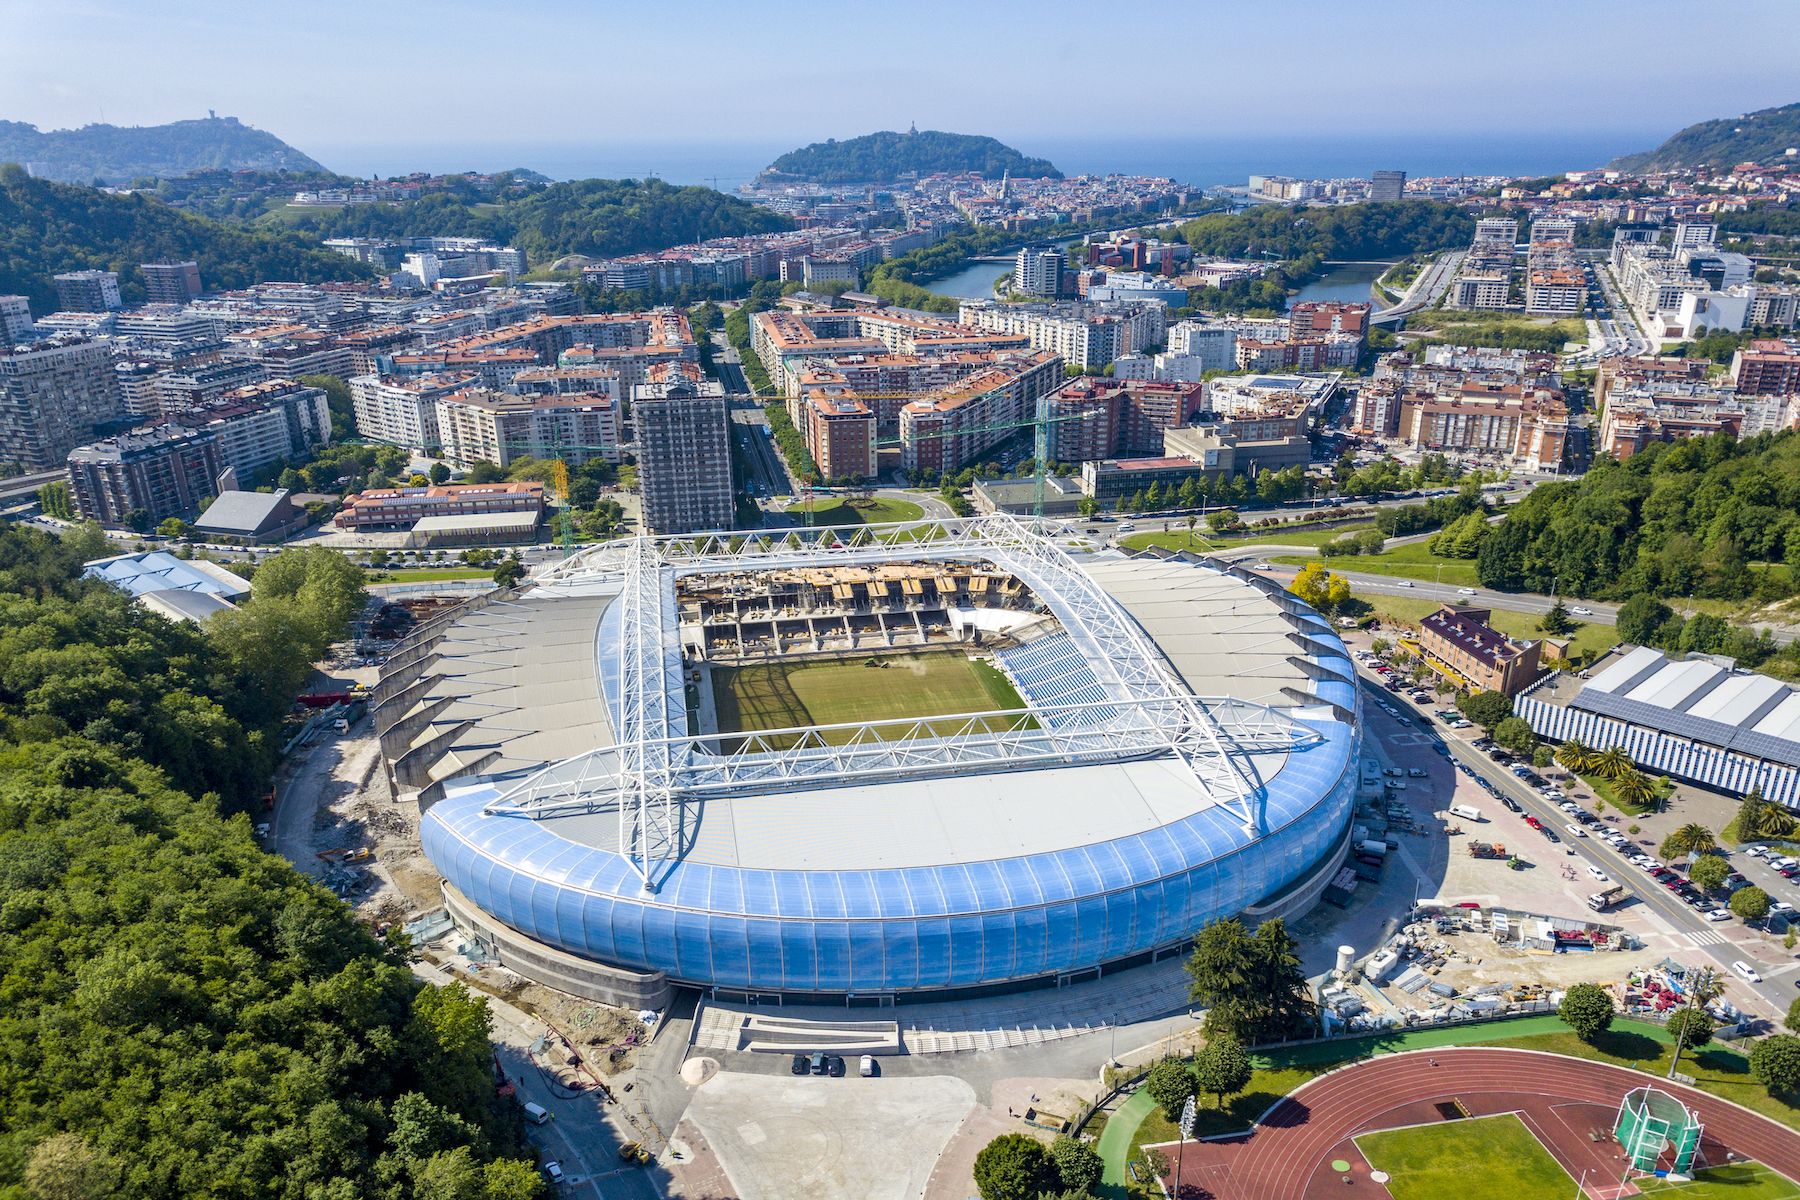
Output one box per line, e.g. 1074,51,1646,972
0,115,324,183
0,165,372,313
1609,100,1800,172
0,526,539,1198
271,177,793,267
765,130,1061,183
1476,430,1800,603
1177,201,1477,263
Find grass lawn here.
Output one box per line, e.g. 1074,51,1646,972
1643,1163,1800,1198
1576,768,1673,816
1276,540,1481,587
1359,592,1622,665
368,567,495,583
1122,524,1374,553
790,496,924,525
1357,1113,1573,1200
711,651,1025,746
1484,1026,1800,1131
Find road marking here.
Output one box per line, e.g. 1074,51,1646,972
1683,929,1728,946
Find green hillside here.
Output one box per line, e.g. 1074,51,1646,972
766,130,1060,183
1611,100,1800,171
267,176,794,266
0,115,324,183
0,165,371,313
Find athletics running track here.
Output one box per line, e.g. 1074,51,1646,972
1163,1047,1800,1199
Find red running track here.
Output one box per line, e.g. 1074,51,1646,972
1168,1047,1800,1199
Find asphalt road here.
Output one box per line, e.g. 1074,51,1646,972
1374,248,1464,322
1356,666,1795,1022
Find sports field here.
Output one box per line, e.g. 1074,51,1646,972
1356,1114,1573,1200
711,651,1027,746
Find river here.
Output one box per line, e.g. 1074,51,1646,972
925,234,1085,301
1290,261,1395,306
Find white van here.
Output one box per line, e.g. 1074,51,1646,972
523,1102,551,1125
1732,960,1763,983
1448,804,1483,822
860,1054,876,1077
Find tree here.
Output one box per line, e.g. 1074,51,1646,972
1048,1136,1103,1196
1289,561,1350,616
156,516,188,539
1192,1033,1253,1109
467,460,505,484
36,479,74,519
24,1133,120,1200
1616,594,1677,647
1556,739,1595,774
1144,1058,1197,1121
1688,854,1729,893
1613,770,1658,809
493,557,526,589
972,1133,1056,1200
1456,690,1513,732
1531,745,1554,768
1666,1008,1715,1053
1592,745,1634,780
1751,1035,1800,1097
1732,886,1772,923
1539,598,1575,636
1666,823,1717,856
1786,997,1800,1034
1493,716,1538,755
1247,919,1317,1042
1559,982,1615,1042
429,461,452,485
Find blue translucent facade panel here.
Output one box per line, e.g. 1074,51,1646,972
740,869,778,918
901,867,948,918
708,916,752,988
961,860,1006,912
872,871,913,916
779,919,818,990
1012,906,1049,979
914,919,952,988
947,916,987,986
982,911,1017,979
640,905,678,971
848,920,886,985
936,864,981,914
997,856,1047,908
812,922,852,990
673,909,714,979
838,871,879,919
745,919,783,983
773,872,812,919
707,866,745,915
803,871,849,919
883,920,920,990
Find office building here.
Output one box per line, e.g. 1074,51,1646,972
53,270,122,313
141,261,204,305
0,335,124,469
66,426,224,526
635,382,732,534
1370,170,1407,202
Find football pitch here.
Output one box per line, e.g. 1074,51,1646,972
711,651,1028,746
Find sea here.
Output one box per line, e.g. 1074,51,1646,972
307,130,1660,192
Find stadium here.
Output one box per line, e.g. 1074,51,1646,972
391,515,1361,1006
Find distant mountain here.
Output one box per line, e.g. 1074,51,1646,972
765,130,1061,184
0,115,325,184
1610,101,1800,172
0,164,370,314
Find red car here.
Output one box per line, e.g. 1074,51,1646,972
1524,815,1541,829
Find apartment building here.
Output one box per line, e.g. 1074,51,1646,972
801,390,878,480
1417,604,1542,696
66,425,225,526
186,379,332,479
434,387,622,469
1733,339,1800,395
898,351,1062,474
1452,272,1513,311
1370,170,1407,202
1474,218,1519,245
1013,245,1067,298
635,382,732,534
0,295,32,344
141,261,204,305
350,373,470,449
955,299,1164,370
752,307,1029,392
156,359,272,418
0,335,124,469
1359,346,1568,470
1041,376,1205,463
53,270,122,313
1165,321,1238,371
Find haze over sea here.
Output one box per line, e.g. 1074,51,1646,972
310,130,1663,190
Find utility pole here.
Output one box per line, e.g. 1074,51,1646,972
1667,965,1714,1081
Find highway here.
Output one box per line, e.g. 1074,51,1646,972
1371,249,1463,325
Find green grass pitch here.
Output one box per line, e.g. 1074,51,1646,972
711,651,1027,746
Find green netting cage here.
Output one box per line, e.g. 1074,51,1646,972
1614,1086,1703,1174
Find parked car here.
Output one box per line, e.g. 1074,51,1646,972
1733,960,1763,983
791,1054,810,1075
541,1161,565,1187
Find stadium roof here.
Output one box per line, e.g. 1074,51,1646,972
1571,646,1800,769
84,550,251,600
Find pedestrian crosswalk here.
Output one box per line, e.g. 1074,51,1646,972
1683,929,1729,946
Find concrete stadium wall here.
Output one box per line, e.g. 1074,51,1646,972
442,882,671,1010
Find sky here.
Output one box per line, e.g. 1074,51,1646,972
3,0,1798,167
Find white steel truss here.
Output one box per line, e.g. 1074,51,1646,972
509,514,1326,889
